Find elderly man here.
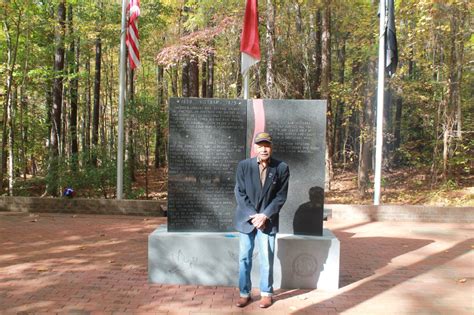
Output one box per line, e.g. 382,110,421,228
234,132,290,308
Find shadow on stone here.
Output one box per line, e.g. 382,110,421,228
293,186,324,236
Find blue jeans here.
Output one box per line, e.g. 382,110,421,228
238,229,276,297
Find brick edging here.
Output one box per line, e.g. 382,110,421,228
0,196,166,216
1,197,472,223
326,204,474,223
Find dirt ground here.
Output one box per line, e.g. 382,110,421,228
133,166,473,206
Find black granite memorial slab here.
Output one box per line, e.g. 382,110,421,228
168,98,247,232
168,98,326,235
247,99,327,236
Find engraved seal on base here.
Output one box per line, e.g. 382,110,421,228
292,253,318,277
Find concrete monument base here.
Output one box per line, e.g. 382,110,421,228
148,226,339,291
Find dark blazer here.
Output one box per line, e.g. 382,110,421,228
234,157,290,234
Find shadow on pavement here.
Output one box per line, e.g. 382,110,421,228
292,237,473,314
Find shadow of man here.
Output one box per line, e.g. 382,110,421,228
293,186,324,236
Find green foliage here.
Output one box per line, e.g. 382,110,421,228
42,151,141,199
13,177,46,197
450,137,474,175
0,0,472,201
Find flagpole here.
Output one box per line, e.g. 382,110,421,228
117,0,128,200
243,70,249,99
374,0,386,205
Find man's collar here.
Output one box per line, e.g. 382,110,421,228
257,156,271,165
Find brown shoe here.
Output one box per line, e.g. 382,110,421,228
259,296,272,308
235,296,251,307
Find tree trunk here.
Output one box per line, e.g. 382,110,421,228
127,68,136,182
207,52,215,98
295,3,302,33
189,56,199,97
346,61,361,169
393,93,402,152
61,78,67,158
7,86,16,195
452,4,466,149
155,66,164,168
310,9,322,99
342,110,355,169
84,58,92,157
265,0,276,97
20,86,28,179
100,76,107,153
383,86,392,168
68,5,79,168
295,2,306,98
47,0,66,196
255,65,262,98
442,5,466,179
171,66,178,97
201,60,207,98
1,100,8,191
236,52,242,97
19,22,30,179
358,114,372,196
358,61,376,196
92,37,101,166
321,0,332,190
334,37,346,163
100,52,108,155
2,10,22,194
102,54,109,157
46,84,53,150
108,54,115,157
181,57,190,97
442,121,451,179
145,128,150,199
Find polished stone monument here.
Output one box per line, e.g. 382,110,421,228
149,98,339,291
167,98,326,235
247,99,326,236
168,98,246,232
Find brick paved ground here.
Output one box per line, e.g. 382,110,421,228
0,212,472,315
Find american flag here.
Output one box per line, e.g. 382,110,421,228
126,0,140,70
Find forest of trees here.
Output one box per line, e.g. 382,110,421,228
0,0,472,199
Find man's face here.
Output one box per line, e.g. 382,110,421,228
254,142,272,161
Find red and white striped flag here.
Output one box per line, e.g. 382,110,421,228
240,0,260,75
126,0,140,70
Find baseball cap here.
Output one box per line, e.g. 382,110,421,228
254,132,272,144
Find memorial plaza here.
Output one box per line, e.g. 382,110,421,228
0,211,472,314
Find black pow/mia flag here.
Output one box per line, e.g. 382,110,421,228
385,0,398,77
